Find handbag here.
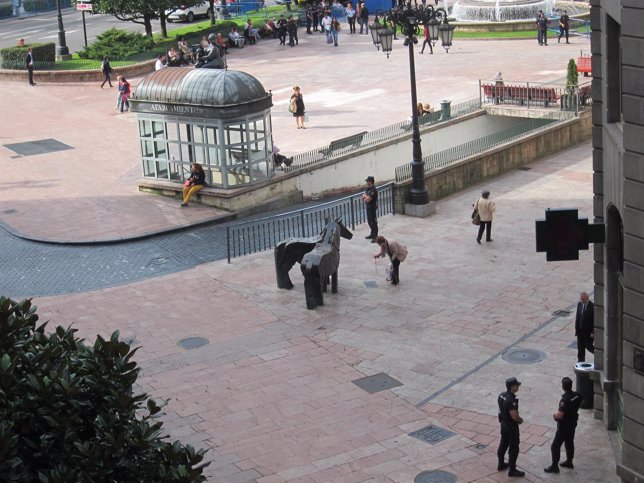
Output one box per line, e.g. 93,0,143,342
288,98,297,113
385,263,393,282
471,197,481,225
184,180,192,187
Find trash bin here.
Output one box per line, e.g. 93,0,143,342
440,99,451,121
574,362,594,409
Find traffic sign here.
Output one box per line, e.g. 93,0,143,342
76,2,93,11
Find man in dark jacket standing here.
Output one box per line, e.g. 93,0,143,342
25,47,35,86
497,377,525,477
544,377,583,473
575,292,594,362
359,2,369,35
362,176,378,242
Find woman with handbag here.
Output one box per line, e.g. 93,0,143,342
474,190,496,244
290,86,306,129
374,236,408,286
181,163,207,207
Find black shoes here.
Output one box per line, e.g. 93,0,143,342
365,235,373,240
486,239,493,242
508,469,525,477
476,238,481,244
370,238,377,243
560,460,574,469
497,462,509,471
544,465,560,473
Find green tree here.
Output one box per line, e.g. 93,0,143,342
0,297,209,482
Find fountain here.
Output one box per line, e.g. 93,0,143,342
452,0,556,22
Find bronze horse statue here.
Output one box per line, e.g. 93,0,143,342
274,218,353,309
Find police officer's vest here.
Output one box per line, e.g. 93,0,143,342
498,390,518,425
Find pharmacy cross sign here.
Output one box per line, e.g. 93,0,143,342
535,208,605,261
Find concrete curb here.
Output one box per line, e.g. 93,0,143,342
0,211,237,246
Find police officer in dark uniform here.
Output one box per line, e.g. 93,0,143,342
497,377,525,477
544,377,583,473
362,176,378,242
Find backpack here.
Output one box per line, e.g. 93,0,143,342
288,97,297,113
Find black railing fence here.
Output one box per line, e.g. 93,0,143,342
226,182,394,262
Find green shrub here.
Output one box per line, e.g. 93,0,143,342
0,42,55,69
0,297,209,482
78,28,154,60
0,4,13,17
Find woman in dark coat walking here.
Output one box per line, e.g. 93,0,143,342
100,56,113,88
291,86,306,129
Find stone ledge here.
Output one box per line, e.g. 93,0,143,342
138,178,303,216
0,58,156,83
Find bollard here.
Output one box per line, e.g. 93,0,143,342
440,99,451,121
574,362,594,409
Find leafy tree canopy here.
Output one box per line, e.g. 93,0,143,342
0,297,209,482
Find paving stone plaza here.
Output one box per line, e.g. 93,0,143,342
0,17,620,483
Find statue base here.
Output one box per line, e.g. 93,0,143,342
404,201,437,218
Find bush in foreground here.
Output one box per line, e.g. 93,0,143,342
0,297,208,482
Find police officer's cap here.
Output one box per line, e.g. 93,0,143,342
208,33,216,40
365,176,375,183
505,377,521,388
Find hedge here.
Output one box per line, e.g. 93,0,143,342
22,0,71,13
0,43,55,70
0,4,13,18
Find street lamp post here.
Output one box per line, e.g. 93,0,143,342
55,0,70,60
374,3,454,210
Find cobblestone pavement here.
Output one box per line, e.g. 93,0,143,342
1,26,614,483
31,143,619,483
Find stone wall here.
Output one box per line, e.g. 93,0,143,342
0,59,156,83
394,110,592,214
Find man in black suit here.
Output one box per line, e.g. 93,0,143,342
575,292,594,362
25,48,35,86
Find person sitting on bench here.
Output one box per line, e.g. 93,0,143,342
228,27,246,48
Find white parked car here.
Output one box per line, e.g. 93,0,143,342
166,2,213,22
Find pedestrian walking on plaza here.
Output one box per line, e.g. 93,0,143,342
119,76,131,113
474,190,495,244
544,377,583,473
536,11,549,45
25,47,35,86
312,1,320,31
100,56,113,88
497,377,525,478
290,86,306,129
181,163,207,207
374,236,407,285
330,18,341,46
345,2,356,33
277,15,288,45
558,10,570,44
362,176,378,241
287,16,298,46
358,2,369,34
575,292,595,362
419,22,433,54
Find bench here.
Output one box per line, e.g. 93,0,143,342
577,56,591,77
481,83,507,103
483,83,560,107
319,131,368,157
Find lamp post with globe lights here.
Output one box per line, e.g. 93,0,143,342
373,3,454,211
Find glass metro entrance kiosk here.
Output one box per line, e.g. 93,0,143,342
130,68,274,189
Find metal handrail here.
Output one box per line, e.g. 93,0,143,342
284,98,481,174
226,182,395,262
395,114,564,182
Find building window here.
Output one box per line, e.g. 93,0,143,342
606,14,622,123
137,112,272,188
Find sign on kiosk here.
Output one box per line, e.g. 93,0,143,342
76,1,93,11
